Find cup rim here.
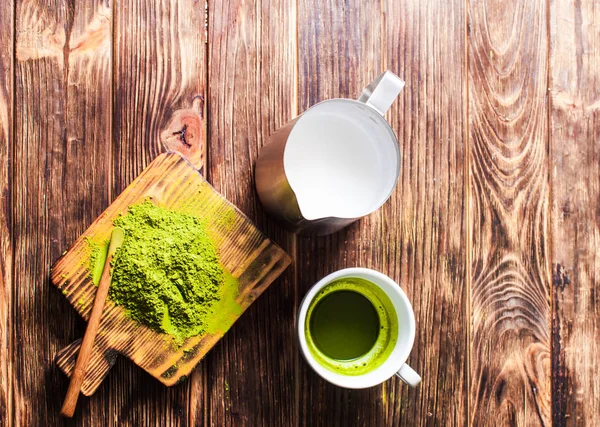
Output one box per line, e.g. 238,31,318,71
297,267,416,389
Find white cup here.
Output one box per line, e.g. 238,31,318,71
297,268,421,389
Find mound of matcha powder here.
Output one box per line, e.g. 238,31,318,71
107,200,224,342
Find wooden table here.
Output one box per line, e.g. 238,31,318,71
0,0,598,425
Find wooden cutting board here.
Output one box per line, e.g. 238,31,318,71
51,128,291,395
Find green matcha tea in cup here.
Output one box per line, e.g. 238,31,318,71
298,268,420,388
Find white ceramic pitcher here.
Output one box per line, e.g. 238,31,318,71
255,71,404,235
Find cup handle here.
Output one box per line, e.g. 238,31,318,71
395,363,421,387
358,71,405,115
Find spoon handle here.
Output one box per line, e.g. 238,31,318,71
60,227,125,417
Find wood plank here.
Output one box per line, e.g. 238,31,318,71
468,0,552,424
296,0,468,423
12,0,113,424
0,0,13,425
295,1,402,425
204,0,298,424
382,0,469,424
113,0,207,191
550,0,600,423
112,0,207,424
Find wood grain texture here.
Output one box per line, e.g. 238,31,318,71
468,0,552,424
113,0,207,195
383,0,469,424
295,1,393,425
204,0,298,424
52,152,290,397
111,0,207,424
6,0,600,424
550,0,600,424
12,0,113,425
0,0,13,425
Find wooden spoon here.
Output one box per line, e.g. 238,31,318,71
61,227,125,417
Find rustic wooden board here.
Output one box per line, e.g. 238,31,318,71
550,0,600,423
0,0,13,424
51,152,290,397
468,0,552,424
383,0,469,424
204,0,298,425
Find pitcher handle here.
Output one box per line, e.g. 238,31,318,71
358,71,405,116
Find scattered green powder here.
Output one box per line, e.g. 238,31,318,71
104,200,227,343
215,207,237,233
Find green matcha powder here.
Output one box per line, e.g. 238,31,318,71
91,200,226,343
